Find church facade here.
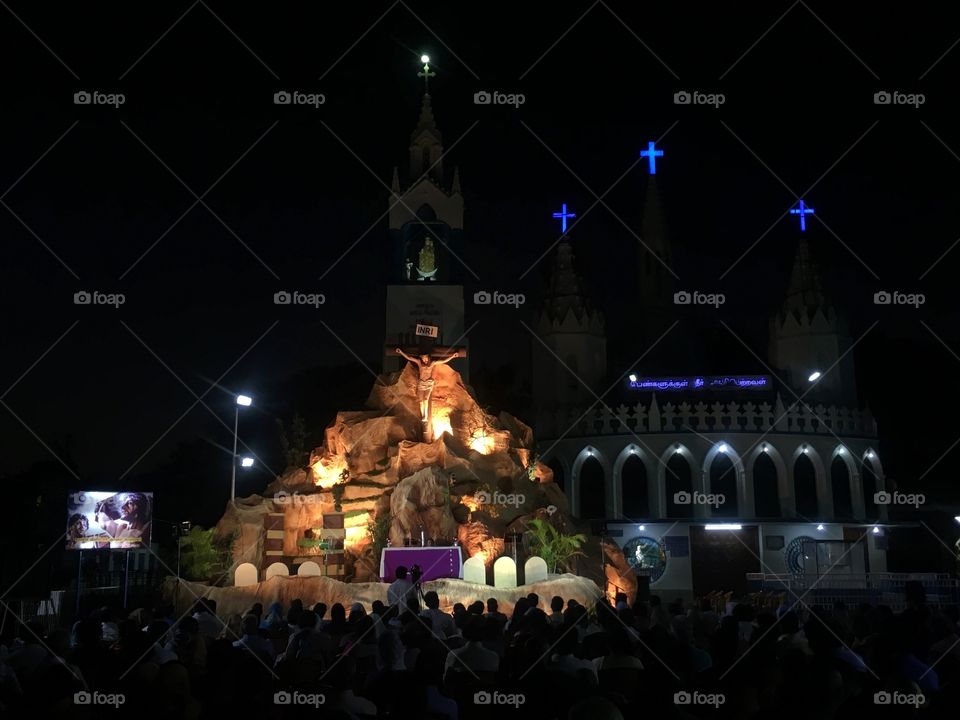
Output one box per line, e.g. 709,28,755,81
532,177,891,601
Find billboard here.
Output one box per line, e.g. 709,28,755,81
66,491,153,550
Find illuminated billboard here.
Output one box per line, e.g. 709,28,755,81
66,491,153,550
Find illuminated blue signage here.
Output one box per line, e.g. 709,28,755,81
551,203,576,233
789,199,814,231
640,141,664,175
628,375,771,391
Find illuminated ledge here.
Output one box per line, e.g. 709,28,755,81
536,394,876,439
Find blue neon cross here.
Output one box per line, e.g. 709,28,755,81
790,199,815,231
640,141,664,174
552,203,576,233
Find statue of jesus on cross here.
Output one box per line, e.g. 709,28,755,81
394,347,460,426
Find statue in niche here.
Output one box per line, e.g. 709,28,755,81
416,238,437,281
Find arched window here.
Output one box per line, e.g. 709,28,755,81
753,452,781,518
621,454,649,518
665,453,693,518
709,453,739,517
794,453,819,518
863,459,880,519
578,456,606,520
421,145,430,173
548,458,565,492
831,457,853,520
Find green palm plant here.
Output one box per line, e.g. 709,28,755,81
525,518,587,574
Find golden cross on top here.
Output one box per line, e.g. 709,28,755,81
418,54,435,93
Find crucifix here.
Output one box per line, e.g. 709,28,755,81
387,337,467,442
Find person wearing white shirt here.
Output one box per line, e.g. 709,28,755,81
387,567,414,613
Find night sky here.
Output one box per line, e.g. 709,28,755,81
2,2,960,544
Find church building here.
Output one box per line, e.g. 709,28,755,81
532,167,890,602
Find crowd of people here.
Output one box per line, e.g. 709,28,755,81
0,571,958,718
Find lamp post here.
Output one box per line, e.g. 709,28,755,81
232,394,252,502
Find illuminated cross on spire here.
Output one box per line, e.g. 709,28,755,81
640,141,664,174
790,199,815,232
417,54,435,93
552,203,576,233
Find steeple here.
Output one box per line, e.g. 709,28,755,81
409,94,444,181
770,237,858,404
542,236,597,327
533,235,606,411
783,236,827,316
638,175,672,308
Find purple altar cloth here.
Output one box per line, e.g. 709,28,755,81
380,546,463,582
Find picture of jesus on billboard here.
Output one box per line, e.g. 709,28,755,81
66,491,153,550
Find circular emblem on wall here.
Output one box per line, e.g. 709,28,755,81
785,535,816,575
623,536,668,583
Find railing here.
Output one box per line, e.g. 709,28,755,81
537,395,876,439
745,572,960,611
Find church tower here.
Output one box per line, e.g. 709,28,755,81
634,173,676,368
384,60,468,379
638,175,673,313
533,235,607,410
769,238,857,404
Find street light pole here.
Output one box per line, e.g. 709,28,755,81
231,394,252,503
231,403,239,503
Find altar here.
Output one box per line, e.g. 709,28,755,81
380,546,463,582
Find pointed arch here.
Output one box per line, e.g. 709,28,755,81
830,446,858,520
614,445,653,519
659,443,698,518
861,450,883,520
747,443,790,518
792,444,826,519
572,446,608,520
702,442,745,518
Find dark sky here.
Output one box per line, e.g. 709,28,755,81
2,2,959,510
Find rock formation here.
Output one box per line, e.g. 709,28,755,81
213,361,637,601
